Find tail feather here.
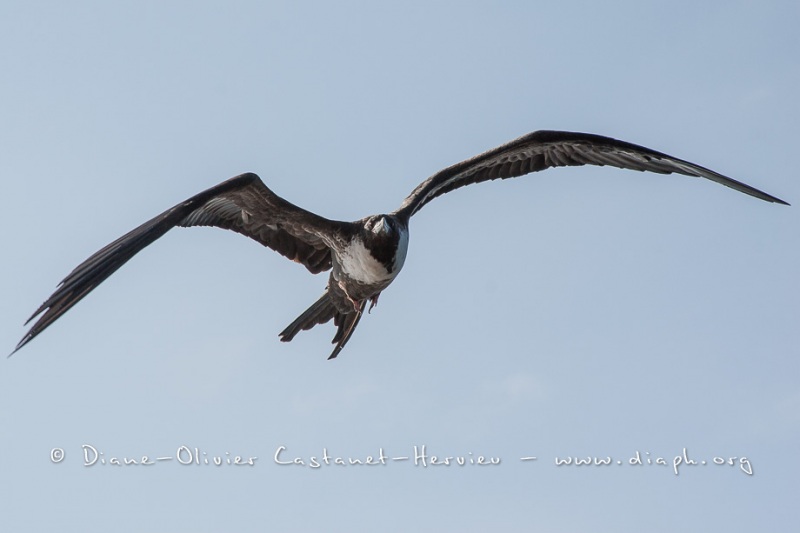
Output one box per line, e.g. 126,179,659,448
279,291,366,359
328,301,366,360
279,292,337,342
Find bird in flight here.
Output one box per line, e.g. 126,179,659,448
13,130,788,359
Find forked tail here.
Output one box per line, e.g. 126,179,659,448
279,290,366,359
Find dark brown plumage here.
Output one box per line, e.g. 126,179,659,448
14,130,788,358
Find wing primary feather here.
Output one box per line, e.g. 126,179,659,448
393,130,788,220
12,175,256,355
12,173,346,355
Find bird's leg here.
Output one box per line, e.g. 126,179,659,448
337,280,363,314
344,289,362,314
368,294,380,313
349,295,362,313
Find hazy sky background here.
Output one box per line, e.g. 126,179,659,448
1,1,798,531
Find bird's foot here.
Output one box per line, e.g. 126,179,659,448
368,294,380,313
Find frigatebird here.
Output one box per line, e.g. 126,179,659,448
13,130,788,359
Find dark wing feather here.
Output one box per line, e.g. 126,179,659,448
178,174,340,272
393,130,788,219
13,173,350,354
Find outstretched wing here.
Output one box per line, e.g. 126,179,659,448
14,173,351,354
393,130,788,219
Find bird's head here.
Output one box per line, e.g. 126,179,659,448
361,214,409,273
364,214,398,238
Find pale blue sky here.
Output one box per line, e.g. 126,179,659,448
1,1,798,531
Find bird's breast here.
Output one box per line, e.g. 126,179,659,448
338,227,408,285
339,238,395,284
